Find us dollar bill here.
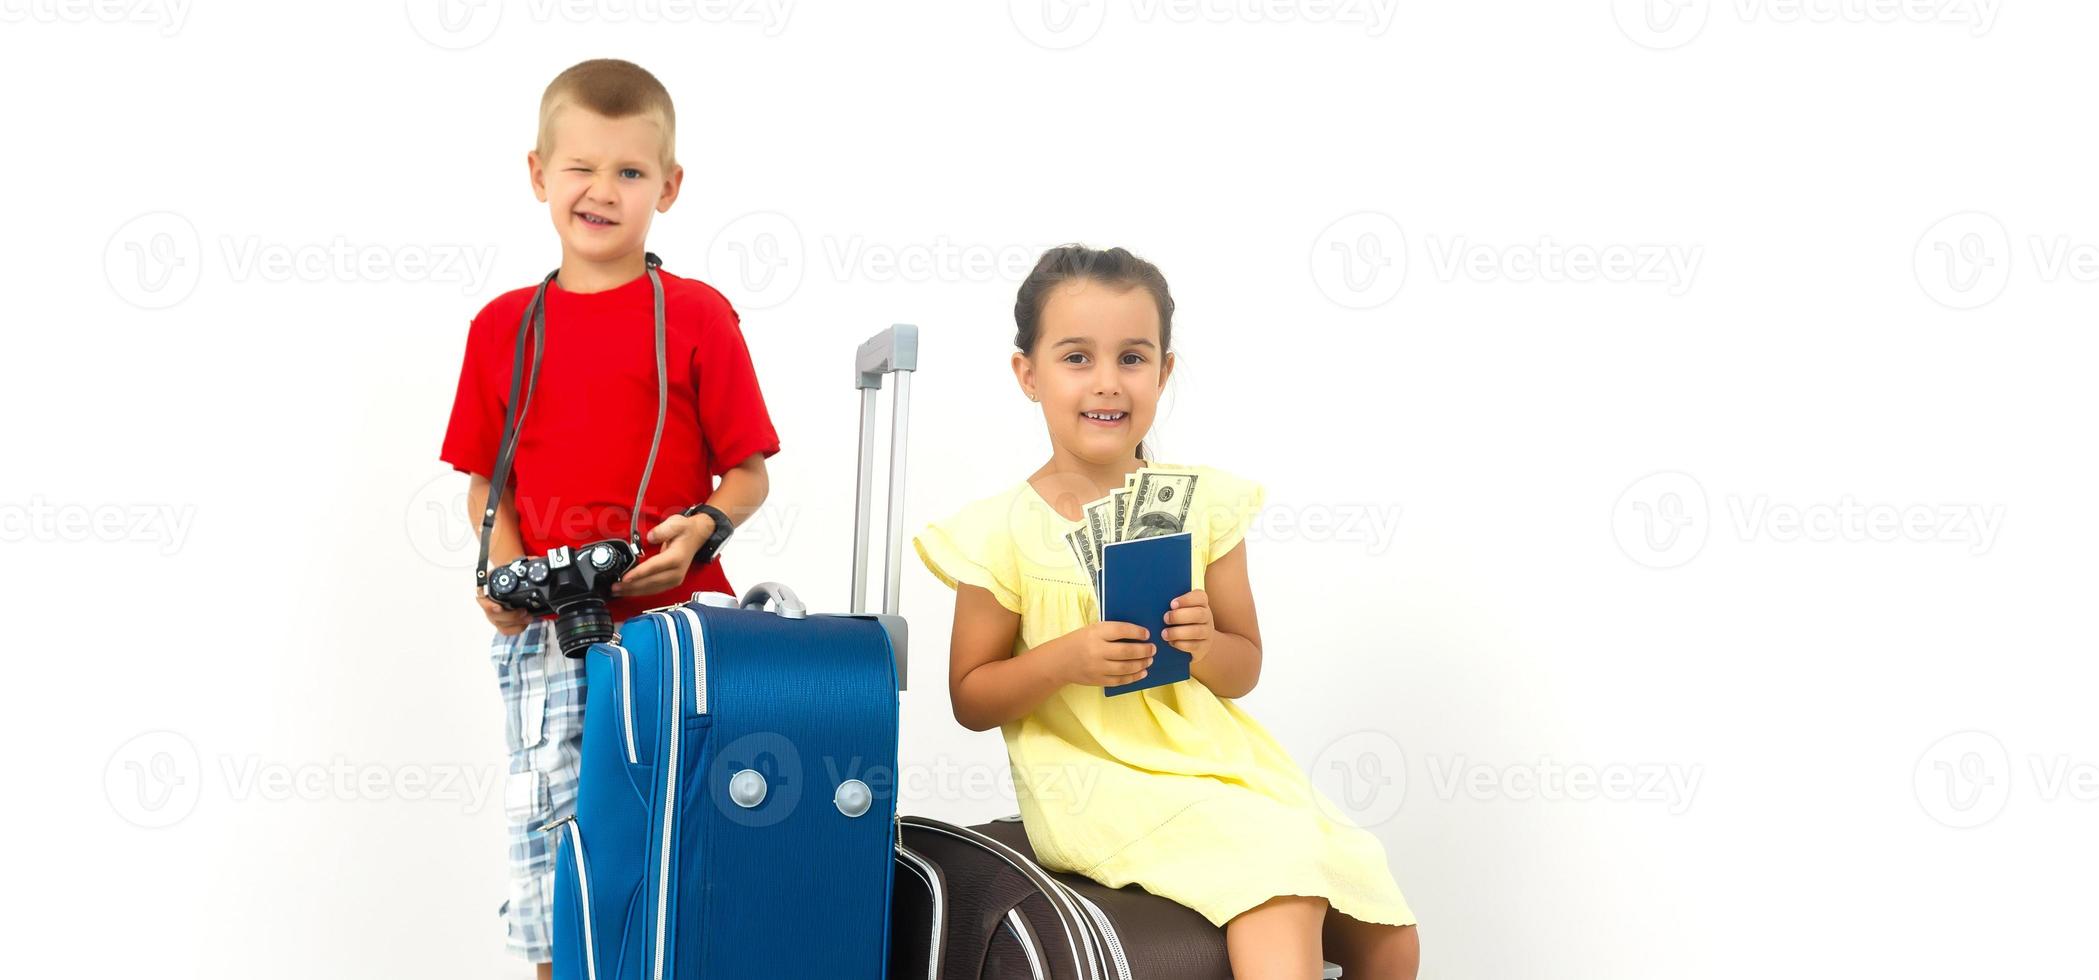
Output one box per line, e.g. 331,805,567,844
1083,494,1122,601
1125,469,1199,539
1108,488,1131,546
1065,526,1101,602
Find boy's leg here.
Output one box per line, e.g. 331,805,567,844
491,619,589,970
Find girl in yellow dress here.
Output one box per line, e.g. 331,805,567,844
912,245,1421,979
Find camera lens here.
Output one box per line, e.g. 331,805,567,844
552,599,616,658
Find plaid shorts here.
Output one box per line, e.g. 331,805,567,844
490,619,588,963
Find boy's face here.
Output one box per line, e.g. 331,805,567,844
529,107,682,269
1012,279,1175,466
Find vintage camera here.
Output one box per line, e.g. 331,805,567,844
486,540,639,657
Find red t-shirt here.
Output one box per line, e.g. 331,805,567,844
441,265,780,623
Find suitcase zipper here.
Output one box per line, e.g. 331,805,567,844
899,817,1099,980
617,645,639,765
1063,888,1133,980
546,815,601,980
1004,909,1051,980
892,844,946,980
672,606,708,716
651,612,682,980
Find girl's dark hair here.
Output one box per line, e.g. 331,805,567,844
1014,244,1175,462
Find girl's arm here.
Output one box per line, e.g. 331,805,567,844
948,585,1153,732
1179,541,1264,699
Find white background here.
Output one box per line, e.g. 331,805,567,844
3,1,2093,977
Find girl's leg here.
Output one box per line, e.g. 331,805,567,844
1225,895,1330,980
1321,907,1420,980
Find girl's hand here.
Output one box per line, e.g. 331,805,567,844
614,512,715,598
1047,620,1155,688
477,591,531,637
1163,590,1214,664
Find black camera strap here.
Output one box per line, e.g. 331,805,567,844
476,252,668,591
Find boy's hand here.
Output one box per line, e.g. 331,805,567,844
613,512,716,598
477,591,531,636
1162,590,1214,664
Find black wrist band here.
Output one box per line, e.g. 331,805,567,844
681,503,735,565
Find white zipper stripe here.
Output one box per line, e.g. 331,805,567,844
618,646,638,765
900,818,1095,980
674,607,708,715
651,612,681,980
1005,909,1049,980
1066,889,1133,980
894,845,944,980
563,821,600,980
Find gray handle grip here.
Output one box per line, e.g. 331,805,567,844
738,581,807,620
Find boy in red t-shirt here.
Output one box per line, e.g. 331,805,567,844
439,59,778,976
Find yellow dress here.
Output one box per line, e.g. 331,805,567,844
912,463,1417,929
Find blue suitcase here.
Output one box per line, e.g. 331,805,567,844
550,325,919,979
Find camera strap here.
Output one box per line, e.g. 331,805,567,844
476,252,668,591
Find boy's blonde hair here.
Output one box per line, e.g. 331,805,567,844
536,58,678,174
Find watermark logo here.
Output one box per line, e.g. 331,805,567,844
404,0,503,49
408,0,791,49
105,211,202,310
1311,212,1407,309
1427,755,1704,815
106,731,204,829
1914,731,2099,829
1613,0,1710,50
707,211,804,310
0,0,192,35
1914,211,2011,310
1424,235,1702,296
105,730,501,828
1010,0,1108,48
1913,730,2011,828
1613,471,1710,570
405,470,805,570
1311,213,1703,306
104,211,498,310
1308,730,1705,821
1613,472,2003,568
0,497,198,555
1310,729,1408,828
1616,0,1999,50
1012,0,1399,48
1914,211,2099,310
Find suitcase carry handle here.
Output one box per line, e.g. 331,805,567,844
850,324,916,692
739,581,808,619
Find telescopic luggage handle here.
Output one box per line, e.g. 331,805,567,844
852,324,917,690
851,324,917,615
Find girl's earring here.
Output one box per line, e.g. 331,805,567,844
1028,392,1039,402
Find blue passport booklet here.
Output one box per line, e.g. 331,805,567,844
1100,531,1193,697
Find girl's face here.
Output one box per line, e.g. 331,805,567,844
1012,278,1174,465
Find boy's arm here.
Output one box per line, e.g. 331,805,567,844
465,473,531,635
700,450,769,530
465,473,528,567
614,451,771,597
